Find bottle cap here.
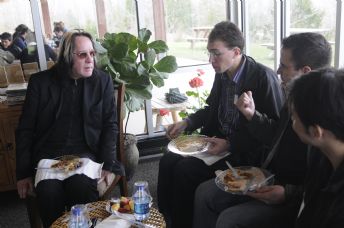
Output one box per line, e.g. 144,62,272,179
134,181,148,188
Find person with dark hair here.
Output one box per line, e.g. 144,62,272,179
193,32,332,228
0,32,15,66
1,32,20,58
157,21,284,228
52,21,67,48
16,30,124,227
0,32,13,50
288,68,344,227
13,24,29,50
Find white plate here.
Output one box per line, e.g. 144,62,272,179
215,166,274,195
167,135,210,155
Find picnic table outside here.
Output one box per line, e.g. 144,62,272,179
187,26,212,48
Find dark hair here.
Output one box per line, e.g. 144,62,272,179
57,30,95,68
14,24,29,36
208,21,245,51
289,68,344,141
0,32,12,41
53,21,65,33
282,32,332,70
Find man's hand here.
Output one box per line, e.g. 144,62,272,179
166,120,188,139
204,137,230,155
101,170,113,187
235,91,255,121
247,185,286,205
17,177,34,199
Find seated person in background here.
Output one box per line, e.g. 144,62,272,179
1,32,19,58
20,36,57,66
157,21,284,228
12,24,29,59
193,32,332,228
0,32,13,50
52,21,67,48
285,68,344,227
16,30,124,227
0,34,15,65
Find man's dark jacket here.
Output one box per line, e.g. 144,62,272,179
16,66,124,180
186,55,284,166
296,149,344,228
248,104,308,185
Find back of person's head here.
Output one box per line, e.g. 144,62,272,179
208,21,245,51
57,30,94,68
14,24,29,36
0,32,12,41
289,68,344,141
282,33,332,70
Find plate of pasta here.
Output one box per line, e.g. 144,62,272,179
167,135,210,155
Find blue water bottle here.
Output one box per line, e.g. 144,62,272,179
68,204,89,228
132,181,152,221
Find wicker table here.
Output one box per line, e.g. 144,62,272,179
51,200,166,228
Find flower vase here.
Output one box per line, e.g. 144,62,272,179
124,133,139,181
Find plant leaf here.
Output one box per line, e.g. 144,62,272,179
111,43,129,60
150,72,165,87
148,40,169,53
154,55,178,73
126,96,145,112
126,84,153,106
115,33,138,51
138,28,152,43
144,49,156,67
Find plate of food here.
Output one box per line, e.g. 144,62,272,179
167,135,210,155
50,155,83,172
215,166,274,194
106,196,134,214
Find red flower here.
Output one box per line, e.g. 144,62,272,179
189,77,204,88
159,109,170,116
196,69,205,76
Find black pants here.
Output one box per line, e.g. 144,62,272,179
157,152,228,228
35,174,98,228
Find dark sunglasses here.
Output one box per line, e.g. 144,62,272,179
73,50,96,59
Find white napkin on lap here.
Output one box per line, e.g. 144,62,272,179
191,152,230,166
34,158,103,187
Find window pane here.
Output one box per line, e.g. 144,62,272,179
165,0,226,67
290,0,336,66
246,0,274,69
0,0,33,33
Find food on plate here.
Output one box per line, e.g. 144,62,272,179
223,167,265,192
174,136,208,152
110,196,134,213
51,158,83,172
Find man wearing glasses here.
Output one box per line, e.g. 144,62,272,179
158,21,284,228
193,33,332,228
16,31,124,227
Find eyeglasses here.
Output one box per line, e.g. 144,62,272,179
73,50,96,59
207,47,236,58
207,50,224,58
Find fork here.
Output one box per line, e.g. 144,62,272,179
225,161,240,179
247,174,275,192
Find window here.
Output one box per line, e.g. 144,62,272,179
245,0,274,69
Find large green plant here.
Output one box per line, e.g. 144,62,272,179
99,28,178,112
